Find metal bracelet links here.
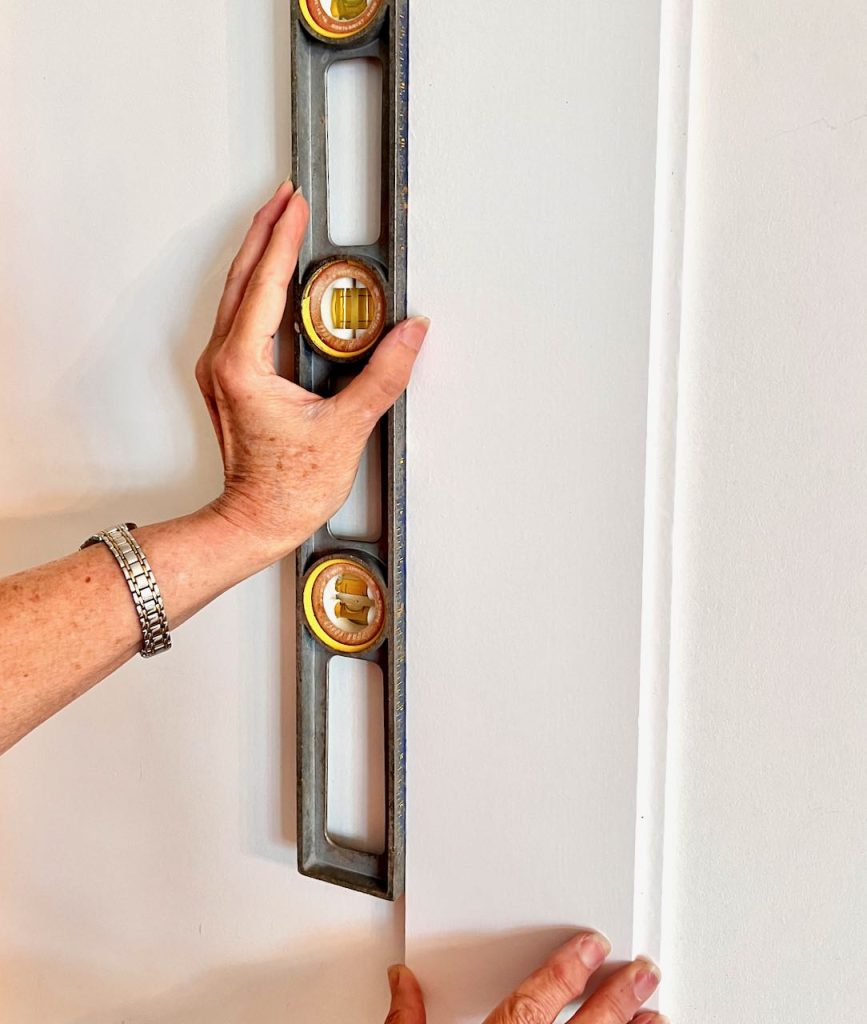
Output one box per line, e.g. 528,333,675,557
80,523,172,658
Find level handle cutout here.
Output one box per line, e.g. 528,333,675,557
326,57,383,246
329,384,383,539
326,656,386,855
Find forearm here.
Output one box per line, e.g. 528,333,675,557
0,504,276,754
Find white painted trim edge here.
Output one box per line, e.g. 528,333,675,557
632,0,696,963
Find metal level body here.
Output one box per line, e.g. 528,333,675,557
291,0,408,901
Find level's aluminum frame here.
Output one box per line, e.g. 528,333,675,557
291,0,408,901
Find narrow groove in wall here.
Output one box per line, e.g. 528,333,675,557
632,0,696,966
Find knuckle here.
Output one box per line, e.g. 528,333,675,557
546,960,578,997
354,399,382,426
211,352,244,394
225,256,244,284
595,989,634,1022
501,993,550,1024
335,391,376,428
368,367,407,409
248,269,286,295
351,403,386,435
194,357,210,392
379,368,407,397
384,1006,422,1024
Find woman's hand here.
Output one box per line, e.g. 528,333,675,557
385,932,666,1024
195,180,429,570
1,180,428,752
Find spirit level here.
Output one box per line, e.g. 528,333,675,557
291,0,408,900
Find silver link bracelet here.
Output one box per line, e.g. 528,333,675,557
81,523,172,658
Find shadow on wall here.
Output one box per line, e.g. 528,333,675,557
0,0,294,577
3,932,391,1024
0,206,240,572
0,208,301,870
2,927,624,1024
0,200,306,849
0,0,301,855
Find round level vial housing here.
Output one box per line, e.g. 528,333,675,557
298,0,386,42
300,258,387,362
302,556,387,654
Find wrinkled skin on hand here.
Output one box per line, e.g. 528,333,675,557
384,932,667,1024
195,180,429,568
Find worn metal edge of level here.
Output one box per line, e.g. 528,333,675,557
290,0,408,901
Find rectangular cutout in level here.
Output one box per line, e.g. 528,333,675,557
326,657,386,855
329,423,382,542
326,57,383,246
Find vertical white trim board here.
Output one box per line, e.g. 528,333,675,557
404,1,674,1021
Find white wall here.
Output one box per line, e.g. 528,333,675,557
661,2,867,1021
3,1,865,1022
0,2,400,1021
404,1,662,1021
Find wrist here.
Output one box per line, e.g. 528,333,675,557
204,492,301,573
129,504,289,634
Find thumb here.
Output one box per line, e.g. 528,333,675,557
335,316,430,426
385,965,426,1024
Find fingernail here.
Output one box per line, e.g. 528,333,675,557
399,316,430,352
387,965,401,996
293,185,304,200
633,958,661,1001
578,932,611,970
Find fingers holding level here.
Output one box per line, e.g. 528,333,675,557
385,965,426,1024
569,957,661,1024
335,316,430,427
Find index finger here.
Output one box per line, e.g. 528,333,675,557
566,957,660,1024
484,932,611,1024
224,189,310,363
212,178,296,339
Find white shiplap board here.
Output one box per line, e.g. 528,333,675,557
404,2,664,1020
661,2,867,1021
